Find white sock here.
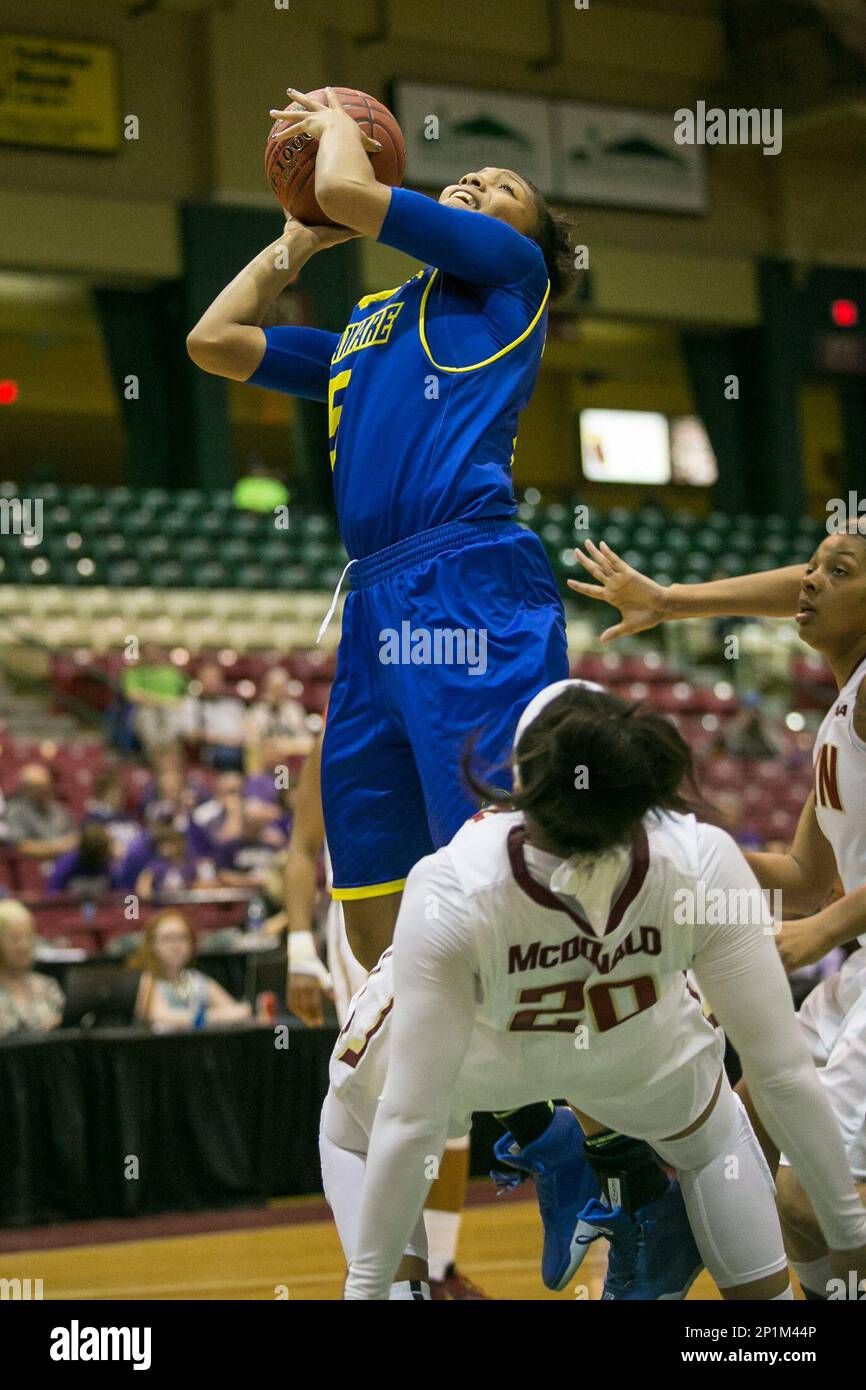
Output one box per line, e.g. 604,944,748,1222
771,1284,794,1299
792,1255,833,1297
389,1279,430,1300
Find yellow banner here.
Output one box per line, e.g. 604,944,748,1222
0,34,119,153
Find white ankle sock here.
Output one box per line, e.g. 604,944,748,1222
389,1279,430,1300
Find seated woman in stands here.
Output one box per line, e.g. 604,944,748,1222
129,909,251,1031
0,901,64,1038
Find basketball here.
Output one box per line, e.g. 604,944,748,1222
265,86,406,225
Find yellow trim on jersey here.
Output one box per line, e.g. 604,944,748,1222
356,285,404,310
331,877,407,901
418,268,550,374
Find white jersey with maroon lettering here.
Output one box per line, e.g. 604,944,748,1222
813,653,866,932
332,808,728,1142
778,652,866,1178
331,805,866,1298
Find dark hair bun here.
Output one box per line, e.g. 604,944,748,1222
463,686,701,855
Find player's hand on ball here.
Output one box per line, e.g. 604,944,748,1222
775,916,832,973
287,971,334,1028
567,540,669,643
269,87,383,155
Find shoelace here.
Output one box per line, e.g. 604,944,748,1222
604,1218,644,1292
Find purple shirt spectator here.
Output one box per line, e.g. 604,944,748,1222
214,826,288,878
48,849,119,896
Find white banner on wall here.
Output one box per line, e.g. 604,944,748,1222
393,82,707,215
392,80,556,196
554,102,707,213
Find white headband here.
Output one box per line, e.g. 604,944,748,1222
513,677,606,751
513,676,628,932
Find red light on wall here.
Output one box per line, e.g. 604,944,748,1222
0,379,19,404
831,299,859,329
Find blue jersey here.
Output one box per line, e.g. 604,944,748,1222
250,187,549,559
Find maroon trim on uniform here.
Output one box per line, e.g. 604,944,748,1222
841,651,866,692
506,823,650,939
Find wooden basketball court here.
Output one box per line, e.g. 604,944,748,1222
2,1184,735,1301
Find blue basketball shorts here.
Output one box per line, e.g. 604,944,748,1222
322,518,568,899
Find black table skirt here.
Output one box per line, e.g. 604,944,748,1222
0,1025,336,1228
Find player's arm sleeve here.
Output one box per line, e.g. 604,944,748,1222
378,185,546,290
246,325,339,401
343,855,478,1299
691,823,866,1251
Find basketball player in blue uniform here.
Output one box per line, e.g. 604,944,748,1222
188,88,698,1297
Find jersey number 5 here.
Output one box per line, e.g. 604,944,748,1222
328,369,352,471
509,976,658,1034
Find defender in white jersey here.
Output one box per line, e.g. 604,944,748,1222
568,525,866,1298
322,680,866,1299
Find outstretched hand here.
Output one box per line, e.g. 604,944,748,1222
567,539,670,643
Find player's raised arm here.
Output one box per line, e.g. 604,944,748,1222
186,214,349,387
272,91,553,291
568,540,806,644
344,856,477,1300
376,184,547,291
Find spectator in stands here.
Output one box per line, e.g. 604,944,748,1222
188,771,244,857
122,643,189,755
48,824,118,897
130,910,251,1030
183,662,246,771
116,830,155,892
0,900,64,1037
139,748,208,831
134,827,213,900
213,800,290,887
84,769,141,861
245,668,311,771
4,764,77,862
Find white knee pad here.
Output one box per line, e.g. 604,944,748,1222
654,1083,787,1290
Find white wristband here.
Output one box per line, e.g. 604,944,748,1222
287,930,332,989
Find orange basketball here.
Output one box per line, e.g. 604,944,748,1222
265,86,406,226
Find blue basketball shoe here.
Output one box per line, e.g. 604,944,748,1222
491,1106,602,1291
576,1178,703,1299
